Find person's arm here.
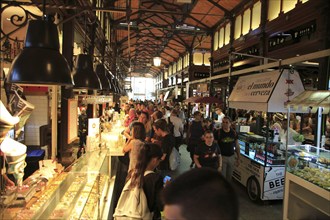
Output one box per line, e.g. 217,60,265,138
123,139,133,153
3,174,15,187
193,154,202,168
218,154,223,170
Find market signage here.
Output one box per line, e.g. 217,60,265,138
85,95,113,104
229,71,280,102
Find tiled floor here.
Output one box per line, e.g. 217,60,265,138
175,145,283,220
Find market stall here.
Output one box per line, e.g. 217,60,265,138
283,90,330,220
228,69,305,201
1,118,126,220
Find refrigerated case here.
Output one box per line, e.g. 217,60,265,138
3,148,118,220
283,145,330,219
233,134,286,201
283,90,330,219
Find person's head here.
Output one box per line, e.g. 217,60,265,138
215,108,222,115
203,130,214,145
222,116,232,130
145,143,163,170
171,109,178,116
162,168,239,220
281,119,288,131
193,111,202,121
128,143,162,188
155,110,164,120
140,102,146,110
138,111,149,124
128,108,136,118
153,119,168,136
174,103,181,111
131,122,146,141
81,108,86,115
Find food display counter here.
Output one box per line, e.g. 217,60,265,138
233,133,286,201
283,145,330,219
2,149,115,219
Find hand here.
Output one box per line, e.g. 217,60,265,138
5,176,15,187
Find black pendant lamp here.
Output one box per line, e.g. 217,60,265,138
113,79,120,94
95,64,111,91
105,71,115,93
72,54,101,90
8,18,73,86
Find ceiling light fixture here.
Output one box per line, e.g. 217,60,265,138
95,64,111,92
7,0,73,86
72,54,102,90
153,57,161,67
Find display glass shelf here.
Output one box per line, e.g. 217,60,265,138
12,149,112,220
286,145,330,191
238,134,285,167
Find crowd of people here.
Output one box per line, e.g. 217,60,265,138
108,99,241,220
76,98,328,219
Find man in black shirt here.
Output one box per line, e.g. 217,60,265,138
152,119,175,173
217,116,240,182
194,130,222,170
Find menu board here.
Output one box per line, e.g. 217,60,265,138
68,99,78,144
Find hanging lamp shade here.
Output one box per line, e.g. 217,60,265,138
114,79,120,94
72,54,101,90
8,19,73,86
95,64,110,91
105,71,115,93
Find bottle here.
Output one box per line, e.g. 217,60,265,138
321,135,326,149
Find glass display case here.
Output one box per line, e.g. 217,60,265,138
233,133,286,201
238,134,285,166
5,149,115,220
283,145,330,220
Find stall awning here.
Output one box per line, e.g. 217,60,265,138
228,69,305,112
286,90,330,114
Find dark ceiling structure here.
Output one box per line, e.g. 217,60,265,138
110,0,245,76
3,0,247,78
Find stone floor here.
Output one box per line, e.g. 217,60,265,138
175,145,283,220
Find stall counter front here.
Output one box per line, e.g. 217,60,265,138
233,134,286,201
283,145,330,219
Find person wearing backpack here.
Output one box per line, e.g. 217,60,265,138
152,119,175,175
168,109,184,151
114,143,164,220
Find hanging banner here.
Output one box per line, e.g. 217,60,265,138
84,95,113,104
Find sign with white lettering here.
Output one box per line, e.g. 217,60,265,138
228,69,304,112
85,95,113,104
263,166,285,200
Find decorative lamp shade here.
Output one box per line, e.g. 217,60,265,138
0,137,27,167
72,54,102,90
8,19,73,86
95,64,111,91
153,57,161,66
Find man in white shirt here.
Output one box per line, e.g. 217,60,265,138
168,109,184,151
215,108,225,123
